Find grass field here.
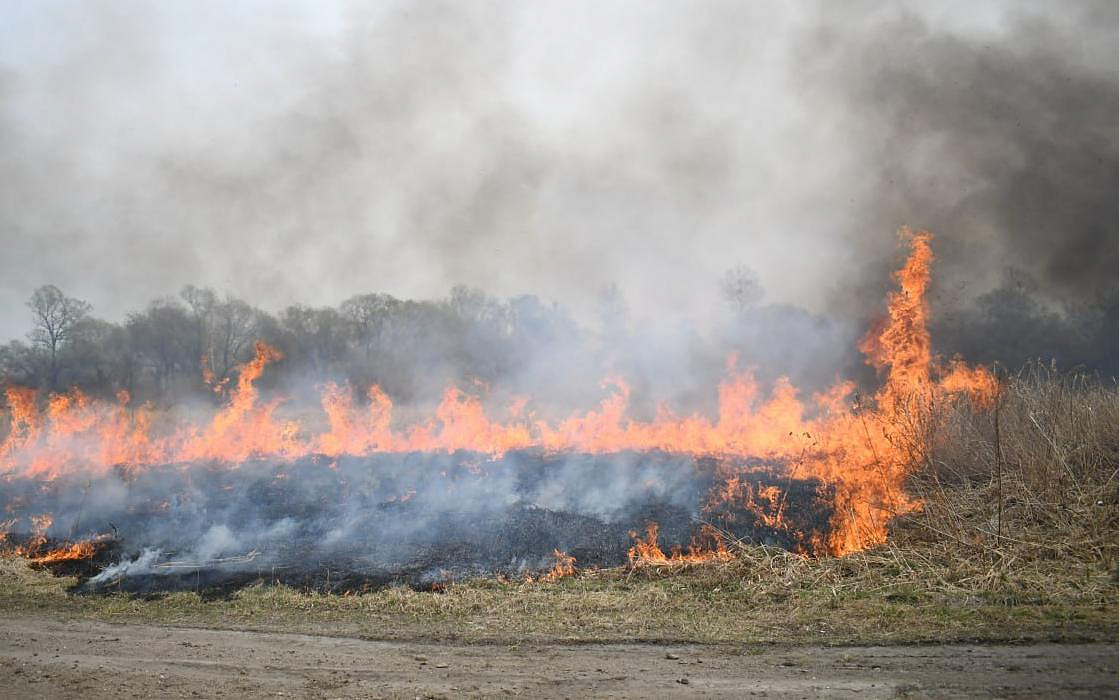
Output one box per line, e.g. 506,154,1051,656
2,364,1117,647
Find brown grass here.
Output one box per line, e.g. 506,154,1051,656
2,546,1116,645
893,363,1119,594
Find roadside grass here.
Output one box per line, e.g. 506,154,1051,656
2,544,1115,645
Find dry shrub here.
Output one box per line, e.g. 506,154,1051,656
887,362,1119,597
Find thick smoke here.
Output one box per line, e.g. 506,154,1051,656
1,3,1115,360
801,4,1119,329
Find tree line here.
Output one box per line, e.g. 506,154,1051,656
0,284,582,405
2,269,1116,409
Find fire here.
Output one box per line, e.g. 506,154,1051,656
540,549,576,582
859,228,935,405
0,386,40,465
940,357,1001,409
0,514,101,561
0,230,996,558
627,522,732,566
29,540,96,564
25,513,53,554
177,342,302,463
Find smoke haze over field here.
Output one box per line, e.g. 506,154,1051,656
0,1,1116,353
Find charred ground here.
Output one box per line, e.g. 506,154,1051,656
3,451,832,595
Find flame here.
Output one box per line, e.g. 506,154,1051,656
859,228,935,405
28,540,96,564
177,342,302,463
627,522,732,566
540,549,576,582
0,513,57,557
0,230,997,557
940,357,1001,409
0,386,40,463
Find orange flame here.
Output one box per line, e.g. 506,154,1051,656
627,522,732,566
29,540,96,564
860,228,935,405
540,549,576,582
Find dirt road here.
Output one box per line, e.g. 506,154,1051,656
0,614,1116,698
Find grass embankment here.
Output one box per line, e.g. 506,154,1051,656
2,364,1116,645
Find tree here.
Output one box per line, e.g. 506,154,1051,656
278,305,349,376
178,287,262,387
27,285,92,390
0,340,46,387
340,293,400,359
209,296,262,384
127,299,194,396
719,265,764,314
66,317,133,397
181,285,217,381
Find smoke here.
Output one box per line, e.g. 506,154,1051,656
89,547,160,585
5,2,1114,591
1,2,1116,381
800,2,1119,317
9,451,820,590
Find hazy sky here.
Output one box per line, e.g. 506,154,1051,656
1,1,1116,340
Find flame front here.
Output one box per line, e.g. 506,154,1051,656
0,230,996,557
540,550,576,582
627,523,732,566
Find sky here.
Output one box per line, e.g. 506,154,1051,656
1,1,1116,341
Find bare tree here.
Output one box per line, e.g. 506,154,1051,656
127,299,193,396
0,340,45,386
27,285,92,389
181,285,216,381
341,293,400,359
279,305,350,376
209,295,260,384
66,317,133,397
720,265,764,314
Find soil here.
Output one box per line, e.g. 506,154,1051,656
1,614,1116,698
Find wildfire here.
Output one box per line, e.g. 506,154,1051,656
28,540,97,564
540,549,577,582
0,512,108,564
627,522,732,567
0,230,996,558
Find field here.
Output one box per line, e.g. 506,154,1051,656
2,365,1118,696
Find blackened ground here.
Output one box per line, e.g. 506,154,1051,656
2,451,833,595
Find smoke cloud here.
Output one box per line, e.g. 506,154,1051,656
0,1,1116,364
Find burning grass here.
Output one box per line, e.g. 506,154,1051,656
4,362,1114,644
2,369,1116,646
0,230,998,561
3,365,1116,643
0,233,1115,644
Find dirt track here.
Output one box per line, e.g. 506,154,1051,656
0,615,1116,698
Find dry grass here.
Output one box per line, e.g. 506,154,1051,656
1,364,1116,644
893,363,1119,595
2,539,1115,645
